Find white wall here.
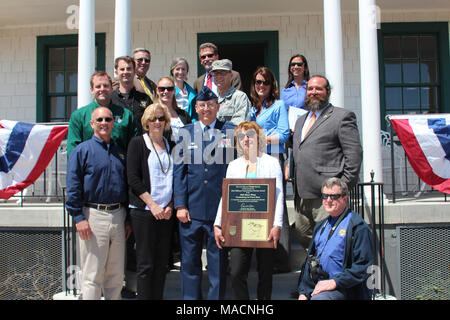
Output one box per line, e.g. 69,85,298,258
0,11,448,123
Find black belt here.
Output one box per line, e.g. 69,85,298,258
85,203,122,211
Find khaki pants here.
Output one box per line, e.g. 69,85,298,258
79,206,126,300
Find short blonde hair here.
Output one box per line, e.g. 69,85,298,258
141,102,171,132
234,121,267,156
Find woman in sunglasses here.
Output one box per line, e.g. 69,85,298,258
249,67,290,157
126,103,175,299
249,66,291,273
281,54,310,110
155,77,192,142
214,121,284,300
155,76,191,272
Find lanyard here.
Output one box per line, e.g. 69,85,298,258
317,208,349,259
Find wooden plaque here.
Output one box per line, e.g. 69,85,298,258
221,178,276,248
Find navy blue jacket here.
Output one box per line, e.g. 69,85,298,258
173,120,235,221
298,209,373,299
66,135,127,223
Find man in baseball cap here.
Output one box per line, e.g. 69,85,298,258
211,59,251,126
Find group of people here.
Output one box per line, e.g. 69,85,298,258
65,42,373,301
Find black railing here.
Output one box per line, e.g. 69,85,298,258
349,174,387,299
62,188,78,297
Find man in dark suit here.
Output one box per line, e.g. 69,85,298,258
292,75,363,250
173,86,235,300
193,42,242,94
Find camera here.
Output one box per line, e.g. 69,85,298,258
308,255,329,283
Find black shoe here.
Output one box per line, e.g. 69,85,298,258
121,287,136,299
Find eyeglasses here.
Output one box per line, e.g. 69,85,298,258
95,117,113,123
149,116,166,122
290,62,304,67
200,53,215,60
157,86,175,92
237,130,256,140
255,79,270,86
196,102,217,109
136,58,150,63
321,193,346,200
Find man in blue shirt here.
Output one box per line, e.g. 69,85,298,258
297,177,373,300
66,107,128,300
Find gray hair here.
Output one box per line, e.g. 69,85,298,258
132,48,151,59
321,177,349,195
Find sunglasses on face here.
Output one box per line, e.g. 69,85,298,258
136,58,150,63
321,193,346,200
157,86,175,93
95,117,113,123
149,116,166,122
290,62,304,67
255,79,270,86
237,130,257,140
200,53,215,60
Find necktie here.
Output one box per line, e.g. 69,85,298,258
139,77,154,101
203,125,210,141
206,73,212,89
304,112,316,137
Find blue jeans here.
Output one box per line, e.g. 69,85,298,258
310,289,346,300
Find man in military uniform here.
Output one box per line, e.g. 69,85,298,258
173,86,235,300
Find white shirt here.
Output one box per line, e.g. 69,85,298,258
144,134,173,209
214,153,284,228
203,71,218,96
175,86,189,111
170,116,184,139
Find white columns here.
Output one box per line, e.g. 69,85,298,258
114,0,131,60
77,0,96,108
323,0,345,108
359,0,383,183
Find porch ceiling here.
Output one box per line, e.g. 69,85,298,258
0,0,449,28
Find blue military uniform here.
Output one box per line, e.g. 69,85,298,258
173,86,235,300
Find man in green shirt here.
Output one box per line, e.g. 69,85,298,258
67,71,137,156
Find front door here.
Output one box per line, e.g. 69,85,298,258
197,31,279,96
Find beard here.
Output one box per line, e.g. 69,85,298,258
304,95,329,112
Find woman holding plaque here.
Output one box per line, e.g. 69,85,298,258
127,103,174,300
214,121,284,300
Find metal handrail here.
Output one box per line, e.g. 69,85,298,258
349,176,387,299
